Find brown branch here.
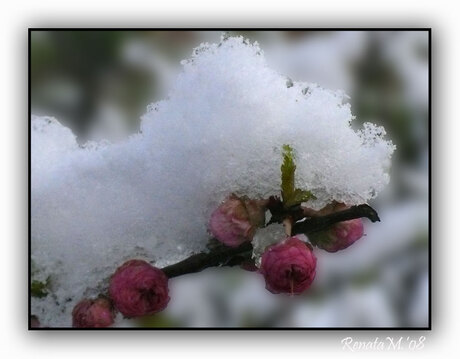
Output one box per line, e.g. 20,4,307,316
292,204,380,235
162,242,253,278
161,204,380,278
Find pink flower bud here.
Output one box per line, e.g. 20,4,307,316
209,194,266,247
72,297,115,328
260,236,317,295
109,260,169,318
303,202,365,252
310,218,364,252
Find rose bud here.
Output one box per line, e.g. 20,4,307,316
109,259,169,318
309,218,364,253
260,236,317,295
209,194,266,247
72,297,115,328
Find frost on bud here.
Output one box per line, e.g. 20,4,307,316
72,297,115,328
260,236,317,295
109,259,169,318
209,194,266,247
304,202,364,252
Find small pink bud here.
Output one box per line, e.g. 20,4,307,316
310,218,364,252
72,297,115,328
109,260,169,318
209,194,266,247
260,236,317,295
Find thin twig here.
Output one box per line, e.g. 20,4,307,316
162,242,253,278
292,204,380,235
161,204,380,278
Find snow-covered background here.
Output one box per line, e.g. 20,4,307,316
30,31,428,328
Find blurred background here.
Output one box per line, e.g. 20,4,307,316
30,30,429,328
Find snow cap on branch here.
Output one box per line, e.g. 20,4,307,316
31,35,394,326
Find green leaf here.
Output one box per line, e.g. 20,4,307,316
31,280,48,298
281,144,295,203
280,144,315,208
289,188,315,206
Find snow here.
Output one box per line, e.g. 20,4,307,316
31,35,394,326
